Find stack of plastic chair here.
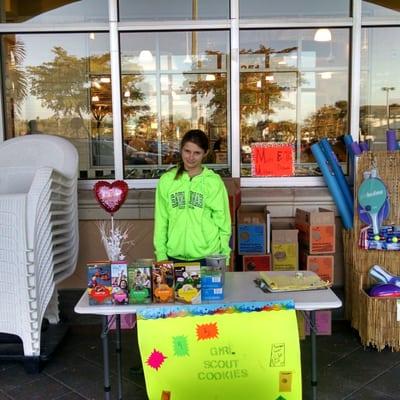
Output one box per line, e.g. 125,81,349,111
0,134,79,360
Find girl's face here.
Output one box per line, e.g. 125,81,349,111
181,141,206,176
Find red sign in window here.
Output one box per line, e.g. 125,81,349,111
251,143,294,177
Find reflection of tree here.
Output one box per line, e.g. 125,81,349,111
121,75,150,135
28,47,89,122
240,45,297,119
185,45,297,144
302,101,348,141
6,39,28,111
239,45,299,148
4,37,28,129
186,51,227,125
28,47,146,138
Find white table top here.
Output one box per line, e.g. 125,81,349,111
74,271,342,316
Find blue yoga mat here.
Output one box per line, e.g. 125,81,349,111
320,138,354,217
312,143,353,229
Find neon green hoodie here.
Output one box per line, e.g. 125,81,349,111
154,166,231,262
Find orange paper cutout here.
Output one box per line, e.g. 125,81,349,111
196,322,219,340
161,390,171,400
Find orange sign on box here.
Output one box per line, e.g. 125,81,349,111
251,143,294,177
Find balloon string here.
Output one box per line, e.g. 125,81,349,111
111,214,114,237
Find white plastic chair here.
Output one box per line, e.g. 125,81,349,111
0,134,79,357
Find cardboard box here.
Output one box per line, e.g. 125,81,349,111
243,254,271,271
305,310,332,336
299,252,334,284
223,178,241,224
201,265,224,301
152,262,174,303
201,266,224,288
202,287,224,301
87,261,112,305
111,261,129,305
174,263,201,304
127,264,152,304
295,208,335,254
271,229,298,270
237,205,270,255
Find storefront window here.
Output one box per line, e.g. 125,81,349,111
240,0,350,18
0,0,108,24
362,0,400,17
1,32,113,179
120,30,230,179
360,27,400,150
118,0,229,21
239,29,349,177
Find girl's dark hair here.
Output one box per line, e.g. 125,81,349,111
175,129,209,179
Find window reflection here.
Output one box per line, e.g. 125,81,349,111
118,0,229,21
1,33,113,179
120,31,230,179
239,29,349,177
362,0,400,17
0,0,108,23
360,28,400,150
240,0,350,18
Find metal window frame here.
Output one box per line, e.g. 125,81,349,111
0,0,399,189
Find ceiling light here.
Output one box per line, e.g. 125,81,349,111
91,95,99,102
205,74,216,81
265,75,274,82
256,80,262,88
314,28,332,42
89,32,95,40
184,32,192,64
100,77,111,83
124,90,130,97
139,50,154,63
320,72,332,79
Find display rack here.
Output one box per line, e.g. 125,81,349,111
343,151,400,350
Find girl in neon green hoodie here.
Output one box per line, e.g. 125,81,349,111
154,130,231,264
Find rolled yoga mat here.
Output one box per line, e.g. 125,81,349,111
359,141,369,152
320,138,354,217
351,142,362,156
386,129,397,151
343,134,355,157
311,143,353,229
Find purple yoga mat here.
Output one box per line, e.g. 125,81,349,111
386,129,397,151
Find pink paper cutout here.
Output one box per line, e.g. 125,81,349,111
146,349,167,370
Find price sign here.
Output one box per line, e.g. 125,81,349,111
251,143,294,177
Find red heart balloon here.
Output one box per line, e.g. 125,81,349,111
93,180,129,215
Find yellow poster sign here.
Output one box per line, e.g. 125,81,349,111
137,307,301,400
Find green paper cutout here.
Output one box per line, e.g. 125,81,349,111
173,336,189,357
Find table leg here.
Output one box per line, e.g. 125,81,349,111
310,310,317,400
101,316,111,400
116,314,123,400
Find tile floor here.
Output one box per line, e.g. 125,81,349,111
0,291,400,400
